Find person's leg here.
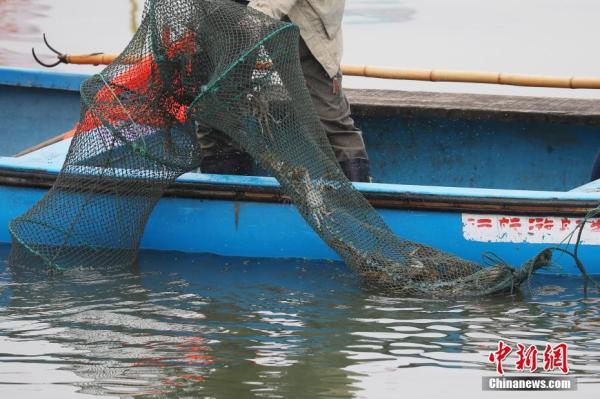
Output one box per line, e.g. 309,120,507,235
298,37,371,182
196,127,253,175
591,151,600,181
196,0,252,175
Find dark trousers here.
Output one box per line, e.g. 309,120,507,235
591,151,600,181
197,37,368,163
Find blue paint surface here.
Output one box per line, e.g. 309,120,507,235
362,115,600,191
0,66,86,92
0,86,81,156
0,184,596,276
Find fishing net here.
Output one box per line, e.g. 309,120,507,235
8,0,553,297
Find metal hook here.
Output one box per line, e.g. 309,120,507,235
32,34,66,68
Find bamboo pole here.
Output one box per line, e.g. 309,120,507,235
63,53,118,65
342,65,600,89
15,128,76,157
48,53,600,89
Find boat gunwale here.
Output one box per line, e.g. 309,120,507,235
1,167,598,216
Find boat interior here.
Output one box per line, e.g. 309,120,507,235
2,68,600,194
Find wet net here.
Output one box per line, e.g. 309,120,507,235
9,0,554,297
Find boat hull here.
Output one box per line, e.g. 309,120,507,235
1,180,599,276
1,67,600,276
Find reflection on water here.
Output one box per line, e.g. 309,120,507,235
0,245,598,398
0,0,139,74
0,0,45,41
0,0,47,65
345,2,415,24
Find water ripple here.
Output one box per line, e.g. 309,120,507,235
0,246,598,397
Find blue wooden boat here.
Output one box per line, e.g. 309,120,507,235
1,66,600,275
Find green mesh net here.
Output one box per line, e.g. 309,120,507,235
8,0,554,297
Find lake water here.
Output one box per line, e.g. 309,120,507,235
1,0,600,98
0,245,599,398
1,1,600,397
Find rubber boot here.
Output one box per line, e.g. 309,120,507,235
339,158,371,183
200,153,253,175
592,151,600,181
